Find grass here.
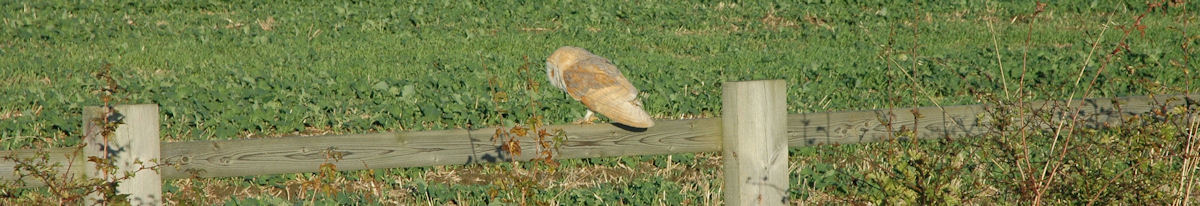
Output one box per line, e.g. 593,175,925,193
2,0,1198,204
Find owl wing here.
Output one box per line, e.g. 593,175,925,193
561,57,654,128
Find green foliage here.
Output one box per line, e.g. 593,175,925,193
224,196,292,206
3,0,1196,147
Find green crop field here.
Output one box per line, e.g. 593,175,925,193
2,0,1198,205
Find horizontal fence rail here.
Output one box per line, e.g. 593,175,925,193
159,118,724,179
3,94,1197,188
790,94,1197,146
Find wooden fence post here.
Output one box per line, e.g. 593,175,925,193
722,80,788,205
83,104,162,205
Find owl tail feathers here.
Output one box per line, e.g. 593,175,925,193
585,99,655,128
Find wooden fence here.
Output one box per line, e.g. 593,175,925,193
2,79,1196,205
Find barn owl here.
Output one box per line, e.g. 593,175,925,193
546,46,655,128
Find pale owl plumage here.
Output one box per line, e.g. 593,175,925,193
545,46,654,128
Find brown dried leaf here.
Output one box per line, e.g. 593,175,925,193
510,126,528,137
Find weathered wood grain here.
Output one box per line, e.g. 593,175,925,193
787,94,1198,146
158,117,722,179
722,80,789,206
83,105,162,205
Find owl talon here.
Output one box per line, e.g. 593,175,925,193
572,118,595,125
573,110,598,125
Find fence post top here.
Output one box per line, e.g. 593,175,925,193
722,79,786,88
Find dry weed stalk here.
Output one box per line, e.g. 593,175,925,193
2,63,161,205
482,55,566,204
